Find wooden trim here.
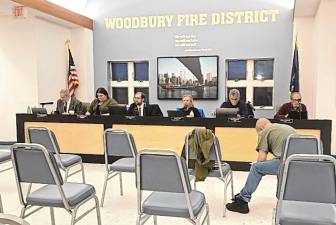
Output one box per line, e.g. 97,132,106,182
11,0,93,30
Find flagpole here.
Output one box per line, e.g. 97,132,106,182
65,40,70,90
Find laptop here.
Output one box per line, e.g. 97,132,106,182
32,107,47,115
288,111,308,120
167,110,185,118
108,105,127,116
216,108,239,118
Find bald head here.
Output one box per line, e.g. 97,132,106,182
256,118,271,134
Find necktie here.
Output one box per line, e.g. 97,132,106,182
138,106,142,116
64,102,67,112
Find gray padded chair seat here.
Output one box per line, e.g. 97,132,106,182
27,183,95,208
142,191,205,218
56,154,82,167
110,158,135,172
0,151,11,162
189,163,231,177
279,200,336,225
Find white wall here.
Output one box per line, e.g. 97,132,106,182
294,18,316,118
35,19,71,105
295,0,336,154
0,17,39,142
314,0,336,154
70,28,95,103
0,15,94,142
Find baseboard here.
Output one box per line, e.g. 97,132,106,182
0,141,16,145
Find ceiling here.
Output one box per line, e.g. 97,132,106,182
294,0,321,17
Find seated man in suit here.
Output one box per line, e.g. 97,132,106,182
178,95,201,117
127,92,163,117
55,89,82,114
274,92,308,119
220,89,253,118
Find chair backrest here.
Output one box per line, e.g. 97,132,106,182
104,129,136,159
27,127,60,154
281,134,322,161
185,130,222,163
279,154,336,204
11,144,63,185
137,149,191,193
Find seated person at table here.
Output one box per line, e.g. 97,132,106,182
55,89,83,114
86,87,118,116
274,92,307,119
127,92,163,117
220,89,252,118
177,95,201,117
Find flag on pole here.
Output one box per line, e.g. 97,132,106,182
290,39,299,93
67,48,79,97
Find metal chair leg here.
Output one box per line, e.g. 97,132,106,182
119,172,123,196
80,162,86,184
230,171,234,198
0,194,3,213
206,204,210,225
223,182,227,217
20,206,26,218
64,168,69,182
100,171,109,207
153,215,158,225
136,214,141,225
70,208,78,225
93,196,102,225
50,208,56,225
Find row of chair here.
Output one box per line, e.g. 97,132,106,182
274,135,336,225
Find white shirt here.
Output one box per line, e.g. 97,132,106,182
66,97,71,113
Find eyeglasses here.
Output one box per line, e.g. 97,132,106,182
292,98,301,102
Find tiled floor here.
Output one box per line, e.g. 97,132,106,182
0,154,277,225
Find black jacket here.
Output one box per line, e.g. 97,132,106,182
220,101,254,118
127,103,163,117
178,107,201,117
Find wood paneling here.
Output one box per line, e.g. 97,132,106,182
112,125,201,155
11,0,93,30
24,122,104,154
215,127,321,162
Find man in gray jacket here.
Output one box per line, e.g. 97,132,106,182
55,89,83,114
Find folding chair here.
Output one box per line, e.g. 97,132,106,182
185,130,234,217
276,134,322,198
11,143,101,225
27,127,85,183
101,129,137,207
275,154,336,225
137,149,210,225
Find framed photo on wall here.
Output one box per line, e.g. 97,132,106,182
157,55,218,100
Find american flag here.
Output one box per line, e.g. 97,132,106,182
68,49,79,97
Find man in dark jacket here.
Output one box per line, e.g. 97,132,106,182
220,89,253,118
127,92,163,117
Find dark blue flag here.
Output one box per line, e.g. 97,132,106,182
290,41,299,92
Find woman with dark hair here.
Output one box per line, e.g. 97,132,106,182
86,87,118,115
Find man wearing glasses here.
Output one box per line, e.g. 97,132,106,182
274,92,308,119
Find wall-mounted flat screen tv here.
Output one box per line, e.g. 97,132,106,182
157,56,218,99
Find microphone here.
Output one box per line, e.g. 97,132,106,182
247,101,255,111
40,102,54,108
